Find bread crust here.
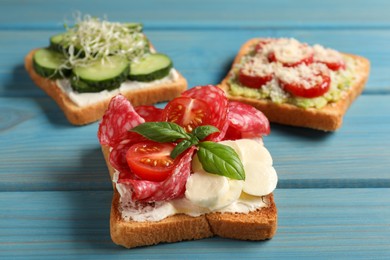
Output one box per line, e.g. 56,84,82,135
25,49,187,125
102,145,277,248
218,38,370,131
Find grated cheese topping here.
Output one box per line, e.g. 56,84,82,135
313,44,344,64
241,56,274,77
229,38,355,108
263,38,313,65
275,63,329,89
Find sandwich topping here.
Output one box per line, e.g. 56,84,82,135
32,14,178,107
98,85,278,222
228,38,362,109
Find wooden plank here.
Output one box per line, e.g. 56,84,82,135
0,189,389,259
1,0,390,29
0,28,389,98
0,96,389,191
269,94,390,188
0,98,111,191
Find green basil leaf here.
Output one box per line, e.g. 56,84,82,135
171,140,194,159
131,122,190,143
197,141,245,180
192,125,220,141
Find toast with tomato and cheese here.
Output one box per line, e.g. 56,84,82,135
98,86,278,248
25,15,187,125
218,38,370,131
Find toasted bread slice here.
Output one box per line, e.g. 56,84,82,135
102,146,277,248
111,189,276,248
218,38,370,131
25,49,187,125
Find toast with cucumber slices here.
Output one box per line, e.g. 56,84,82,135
218,38,370,131
24,15,187,125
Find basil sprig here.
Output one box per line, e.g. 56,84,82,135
197,142,245,180
130,122,245,180
131,122,190,142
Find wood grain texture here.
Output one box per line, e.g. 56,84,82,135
0,189,389,259
0,96,389,191
1,29,389,99
1,0,390,29
1,1,390,258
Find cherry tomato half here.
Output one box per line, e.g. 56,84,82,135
279,71,331,98
254,39,274,53
126,141,178,182
268,42,314,67
317,60,346,71
162,96,211,133
313,45,346,71
238,68,273,89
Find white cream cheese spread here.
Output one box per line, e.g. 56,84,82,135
115,138,278,222
56,68,179,107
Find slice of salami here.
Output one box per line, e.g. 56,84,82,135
225,101,270,139
98,95,145,147
182,85,229,140
118,147,196,202
109,134,146,179
135,105,163,122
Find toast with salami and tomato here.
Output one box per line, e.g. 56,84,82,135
24,16,187,125
218,38,370,131
98,86,278,249
103,148,277,249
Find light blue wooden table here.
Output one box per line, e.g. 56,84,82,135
1,1,390,259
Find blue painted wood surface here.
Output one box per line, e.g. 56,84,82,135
1,29,390,97
0,96,389,191
1,189,389,259
1,0,390,258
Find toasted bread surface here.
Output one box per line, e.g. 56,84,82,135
206,195,277,241
111,189,276,248
110,191,214,248
218,38,370,131
102,145,277,248
25,49,187,125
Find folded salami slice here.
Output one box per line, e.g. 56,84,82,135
225,101,270,140
98,95,145,147
124,147,195,202
99,95,196,202
135,105,163,122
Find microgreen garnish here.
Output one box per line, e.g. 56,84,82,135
130,122,245,180
56,13,149,74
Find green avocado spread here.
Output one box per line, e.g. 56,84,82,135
228,47,359,109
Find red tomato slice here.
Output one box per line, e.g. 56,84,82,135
126,141,178,182
238,69,273,89
320,61,345,71
162,96,211,132
254,39,274,53
313,45,346,71
278,66,331,98
268,41,314,67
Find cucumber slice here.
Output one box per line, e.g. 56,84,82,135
129,53,172,82
33,48,70,79
50,32,84,56
71,55,129,92
50,32,69,53
69,77,101,93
